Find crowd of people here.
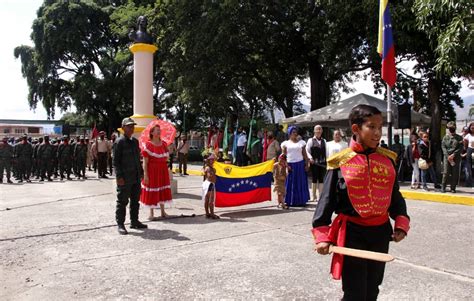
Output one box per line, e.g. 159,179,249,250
0,131,117,183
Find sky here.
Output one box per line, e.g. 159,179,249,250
0,0,471,122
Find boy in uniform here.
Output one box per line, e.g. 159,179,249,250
312,104,410,300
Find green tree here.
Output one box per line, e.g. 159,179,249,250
14,0,133,133
413,0,473,77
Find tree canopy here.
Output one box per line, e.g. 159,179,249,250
14,0,472,136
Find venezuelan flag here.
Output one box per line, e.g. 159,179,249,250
377,0,396,87
214,160,274,207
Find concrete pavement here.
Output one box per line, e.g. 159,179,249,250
1,172,473,300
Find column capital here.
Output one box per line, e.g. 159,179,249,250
129,43,158,54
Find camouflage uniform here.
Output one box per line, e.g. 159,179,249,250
441,122,464,192
74,138,88,178
0,138,14,183
14,136,33,182
57,137,74,180
38,137,55,181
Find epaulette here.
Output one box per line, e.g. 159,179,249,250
375,147,397,162
326,148,357,170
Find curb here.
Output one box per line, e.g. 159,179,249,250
400,190,473,206
175,168,473,206
171,168,203,176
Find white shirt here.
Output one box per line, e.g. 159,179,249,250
281,140,306,163
464,133,474,149
326,140,349,158
237,133,247,147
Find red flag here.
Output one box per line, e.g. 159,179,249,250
91,123,99,139
262,131,268,162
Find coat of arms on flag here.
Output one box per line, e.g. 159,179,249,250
213,160,274,207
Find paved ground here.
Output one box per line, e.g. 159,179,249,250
1,172,473,300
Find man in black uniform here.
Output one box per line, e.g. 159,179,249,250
113,118,147,235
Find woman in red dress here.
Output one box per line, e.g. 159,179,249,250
140,125,173,220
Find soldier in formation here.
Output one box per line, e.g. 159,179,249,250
0,137,14,183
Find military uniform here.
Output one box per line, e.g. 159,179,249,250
74,138,88,178
38,137,55,181
441,123,463,192
32,138,43,179
312,139,410,300
14,137,33,182
113,117,147,234
0,138,14,183
58,138,74,180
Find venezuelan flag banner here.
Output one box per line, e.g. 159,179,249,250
377,0,396,87
214,160,273,207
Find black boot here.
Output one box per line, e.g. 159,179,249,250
117,224,128,235
130,221,148,229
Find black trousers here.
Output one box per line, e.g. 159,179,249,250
342,221,392,301
236,146,246,166
0,160,11,180
98,152,108,177
18,159,32,180
310,164,326,183
115,182,141,225
168,154,174,170
59,159,72,177
178,152,188,174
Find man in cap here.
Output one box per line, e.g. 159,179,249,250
74,136,88,179
441,121,463,192
57,136,74,180
37,135,55,181
95,131,109,178
0,137,14,183
177,133,190,175
113,117,147,234
14,134,33,183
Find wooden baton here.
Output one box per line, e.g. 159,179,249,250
329,245,394,262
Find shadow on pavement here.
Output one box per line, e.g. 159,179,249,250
160,214,246,225
129,228,190,241
174,192,202,201
220,208,292,219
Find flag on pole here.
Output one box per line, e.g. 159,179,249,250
246,119,256,157
232,120,239,163
377,0,396,87
262,130,268,162
91,123,99,139
213,160,273,207
223,118,229,152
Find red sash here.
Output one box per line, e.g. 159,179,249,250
327,213,389,280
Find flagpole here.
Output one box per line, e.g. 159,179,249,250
387,83,392,147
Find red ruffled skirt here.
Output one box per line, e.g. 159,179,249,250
140,160,172,207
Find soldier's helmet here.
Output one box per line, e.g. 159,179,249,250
446,121,456,129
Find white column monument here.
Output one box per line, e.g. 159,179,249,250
128,16,177,194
